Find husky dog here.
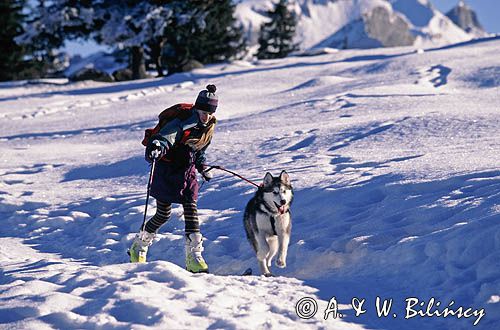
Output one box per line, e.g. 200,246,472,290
243,171,293,276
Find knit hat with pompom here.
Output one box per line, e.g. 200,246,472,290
194,84,218,113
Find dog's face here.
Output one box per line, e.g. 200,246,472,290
262,171,293,214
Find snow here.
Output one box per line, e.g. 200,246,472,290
1,36,500,329
64,52,127,77
236,0,475,52
236,0,390,49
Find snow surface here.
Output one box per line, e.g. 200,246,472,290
1,37,499,329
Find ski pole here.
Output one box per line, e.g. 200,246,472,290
140,159,157,232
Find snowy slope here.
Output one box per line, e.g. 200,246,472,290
1,37,500,329
235,0,475,51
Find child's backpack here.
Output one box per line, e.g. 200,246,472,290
142,103,193,146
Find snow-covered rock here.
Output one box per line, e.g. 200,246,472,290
236,0,483,52
315,5,416,49
68,67,114,82
445,0,488,38
65,51,128,82
391,0,471,46
65,51,127,76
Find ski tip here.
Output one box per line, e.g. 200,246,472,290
242,268,253,276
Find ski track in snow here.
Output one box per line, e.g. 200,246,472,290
1,37,500,329
0,81,195,121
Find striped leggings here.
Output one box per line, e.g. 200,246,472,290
144,199,199,234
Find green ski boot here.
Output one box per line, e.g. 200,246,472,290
128,231,155,263
185,233,209,273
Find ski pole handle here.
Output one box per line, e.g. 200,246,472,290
150,140,163,160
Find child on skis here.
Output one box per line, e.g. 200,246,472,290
129,84,218,273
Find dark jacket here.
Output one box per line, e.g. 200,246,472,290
149,108,215,203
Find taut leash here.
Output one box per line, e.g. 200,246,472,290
204,164,260,188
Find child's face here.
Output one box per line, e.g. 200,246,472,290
197,109,213,124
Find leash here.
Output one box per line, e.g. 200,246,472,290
204,164,261,188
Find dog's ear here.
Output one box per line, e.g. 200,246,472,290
280,170,290,185
263,172,273,187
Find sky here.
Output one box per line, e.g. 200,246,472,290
64,0,500,57
432,0,500,33
65,39,110,57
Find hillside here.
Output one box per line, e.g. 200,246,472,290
1,36,499,329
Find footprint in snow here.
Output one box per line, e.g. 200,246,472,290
328,122,395,151
414,65,451,88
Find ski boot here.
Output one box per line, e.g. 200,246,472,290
128,231,155,263
185,233,209,273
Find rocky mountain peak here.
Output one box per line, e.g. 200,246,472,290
446,1,487,37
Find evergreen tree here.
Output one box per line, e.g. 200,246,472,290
152,1,202,76
17,0,174,80
93,1,206,79
146,36,167,77
162,0,246,75
15,0,93,79
16,0,245,80
93,1,170,80
0,0,27,81
194,0,246,64
257,0,298,60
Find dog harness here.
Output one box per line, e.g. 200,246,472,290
261,202,281,236
270,216,278,236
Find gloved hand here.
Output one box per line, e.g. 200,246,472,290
200,166,213,182
146,139,166,162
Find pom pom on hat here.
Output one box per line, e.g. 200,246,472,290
206,84,216,93
195,84,218,113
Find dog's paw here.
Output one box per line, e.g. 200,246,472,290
264,272,274,277
276,259,286,268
